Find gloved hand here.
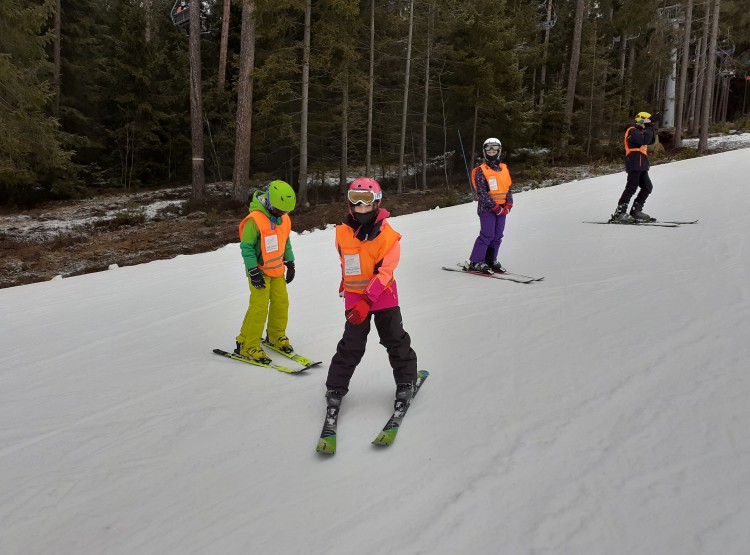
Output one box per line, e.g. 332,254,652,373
491,203,503,215
345,298,371,325
500,202,513,216
285,261,295,284
248,267,265,289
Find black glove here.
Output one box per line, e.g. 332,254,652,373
285,261,295,284
248,267,265,289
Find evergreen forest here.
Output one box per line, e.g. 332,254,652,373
1,0,749,208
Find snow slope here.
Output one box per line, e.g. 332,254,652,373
1,149,749,555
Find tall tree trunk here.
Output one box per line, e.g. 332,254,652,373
365,0,375,176
698,0,720,151
53,0,61,118
690,18,708,136
297,0,311,203
232,0,256,202
397,0,414,194
218,0,231,90
564,0,586,142
189,0,205,202
539,0,554,105
674,0,693,145
471,88,479,168
618,34,627,84
624,42,636,115
686,34,701,134
420,0,433,190
712,75,721,122
437,62,450,187
721,77,730,122
585,20,598,158
340,69,349,191
144,0,152,44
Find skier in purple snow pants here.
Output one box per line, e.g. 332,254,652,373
467,137,513,274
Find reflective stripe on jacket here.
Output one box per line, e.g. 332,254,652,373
471,163,512,205
238,211,291,277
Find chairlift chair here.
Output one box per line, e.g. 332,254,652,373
171,0,190,29
171,0,212,34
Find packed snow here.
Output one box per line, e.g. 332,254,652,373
1,148,749,554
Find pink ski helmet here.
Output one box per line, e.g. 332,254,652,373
347,177,383,222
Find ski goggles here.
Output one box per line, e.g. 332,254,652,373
484,145,501,153
347,189,382,205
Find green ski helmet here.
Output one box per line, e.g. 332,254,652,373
265,180,296,213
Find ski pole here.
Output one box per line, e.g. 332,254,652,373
457,128,472,191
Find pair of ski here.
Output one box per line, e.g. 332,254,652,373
442,264,544,284
316,370,430,455
213,340,321,374
584,219,699,228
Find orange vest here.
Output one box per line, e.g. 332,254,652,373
336,222,400,294
471,163,512,204
238,211,292,277
624,127,648,156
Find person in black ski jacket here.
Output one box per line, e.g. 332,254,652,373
610,111,657,222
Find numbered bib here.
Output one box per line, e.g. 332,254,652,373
264,234,279,253
488,176,499,191
344,253,362,276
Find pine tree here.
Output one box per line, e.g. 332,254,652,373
0,0,71,205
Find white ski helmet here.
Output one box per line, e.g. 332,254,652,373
483,137,502,161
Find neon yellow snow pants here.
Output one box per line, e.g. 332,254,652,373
236,274,289,351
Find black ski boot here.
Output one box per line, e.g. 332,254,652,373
609,203,632,223
630,206,654,222
466,261,492,274
395,383,415,403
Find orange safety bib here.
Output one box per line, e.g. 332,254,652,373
471,163,512,204
624,127,648,156
336,222,400,294
238,211,291,277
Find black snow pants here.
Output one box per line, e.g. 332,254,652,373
618,170,653,211
325,306,418,395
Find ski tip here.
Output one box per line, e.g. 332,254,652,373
316,437,336,455
372,433,395,446
418,370,429,378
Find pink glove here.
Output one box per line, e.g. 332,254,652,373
345,299,371,325
500,202,512,216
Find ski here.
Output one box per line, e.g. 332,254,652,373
212,348,306,374
659,220,699,225
583,220,697,228
442,265,544,284
372,370,430,447
316,406,340,455
261,340,322,369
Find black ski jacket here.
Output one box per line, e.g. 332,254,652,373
624,124,655,172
